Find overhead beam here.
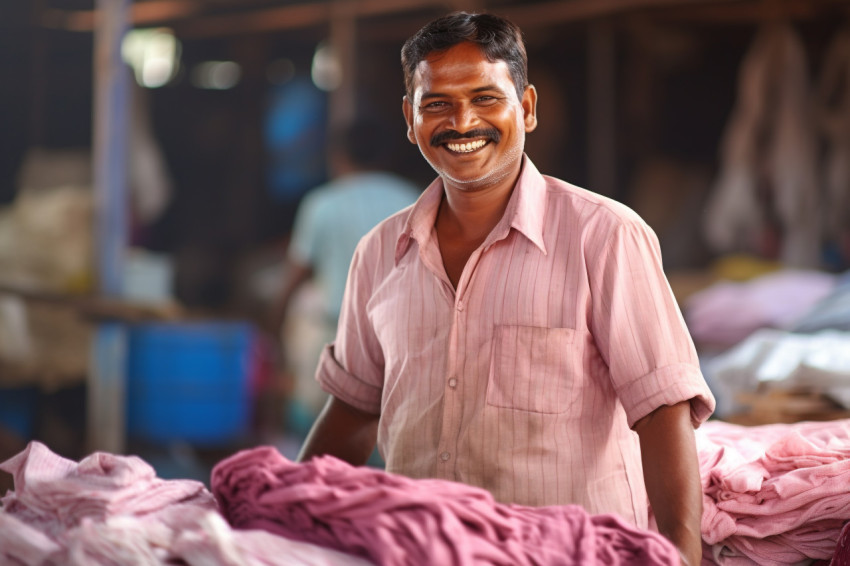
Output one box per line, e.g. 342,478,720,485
174,2,330,37
38,0,850,37
645,0,850,23
172,0,451,38
496,0,747,28
38,0,450,35
41,1,203,32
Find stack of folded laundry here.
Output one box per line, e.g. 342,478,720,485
697,419,850,564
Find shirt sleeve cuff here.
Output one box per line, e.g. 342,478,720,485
316,343,382,415
620,363,716,429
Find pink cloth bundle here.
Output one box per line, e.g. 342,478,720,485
0,440,216,534
832,521,850,566
697,419,850,564
0,441,372,566
211,446,680,566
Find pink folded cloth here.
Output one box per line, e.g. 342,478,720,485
1,441,371,566
0,440,216,528
211,446,680,566
697,420,850,564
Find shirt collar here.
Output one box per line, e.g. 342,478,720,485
395,154,548,265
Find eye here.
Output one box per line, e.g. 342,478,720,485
421,101,449,113
474,95,499,106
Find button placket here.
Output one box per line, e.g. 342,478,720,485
437,248,483,476
436,293,463,476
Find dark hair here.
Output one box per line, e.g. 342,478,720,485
401,12,528,101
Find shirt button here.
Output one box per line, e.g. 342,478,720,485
456,300,464,311
440,451,451,462
448,377,458,389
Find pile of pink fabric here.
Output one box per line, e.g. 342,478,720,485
684,269,837,346
832,521,850,566
0,441,371,565
696,419,850,564
211,446,680,566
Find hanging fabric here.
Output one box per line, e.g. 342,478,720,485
703,23,821,268
816,27,850,266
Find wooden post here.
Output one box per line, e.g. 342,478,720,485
327,1,357,133
28,0,49,147
88,0,131,454
587,19,618,199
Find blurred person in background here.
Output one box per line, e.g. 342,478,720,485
296,11,715,566
268,117,420,438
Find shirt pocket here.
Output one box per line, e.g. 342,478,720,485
486,325,580,414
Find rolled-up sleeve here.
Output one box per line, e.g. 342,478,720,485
315,344,382,414
589,216,716,428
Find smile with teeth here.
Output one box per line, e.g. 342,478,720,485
446,139,488,153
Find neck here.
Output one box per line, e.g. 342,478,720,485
440,188,506,242
438,161,522,241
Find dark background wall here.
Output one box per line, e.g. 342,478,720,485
2,0,848,309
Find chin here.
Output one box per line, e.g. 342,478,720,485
444,173,503,192
450,162,516,190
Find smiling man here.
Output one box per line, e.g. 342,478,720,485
297,12,715,566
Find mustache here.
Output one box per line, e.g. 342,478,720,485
430,128,500,147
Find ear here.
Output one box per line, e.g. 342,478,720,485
402,96,417,144
521,84,538,133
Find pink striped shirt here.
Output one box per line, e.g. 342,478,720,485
316,156,715,527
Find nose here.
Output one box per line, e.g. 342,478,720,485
449,101,478,132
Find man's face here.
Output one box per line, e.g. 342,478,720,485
402,41,537,193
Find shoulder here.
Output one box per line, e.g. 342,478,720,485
542,175,651,240
352,204,415,266
366,203,415,242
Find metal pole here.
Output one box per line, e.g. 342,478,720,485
88,0,131,454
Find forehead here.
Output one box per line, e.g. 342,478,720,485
411,42,515,94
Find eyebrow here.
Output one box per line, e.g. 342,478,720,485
419,84,507,101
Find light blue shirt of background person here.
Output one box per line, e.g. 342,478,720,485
288,171,420,321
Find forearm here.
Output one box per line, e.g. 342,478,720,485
297,394,379,466
635,401,703,566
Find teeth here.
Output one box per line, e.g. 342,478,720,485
447,139,487,153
